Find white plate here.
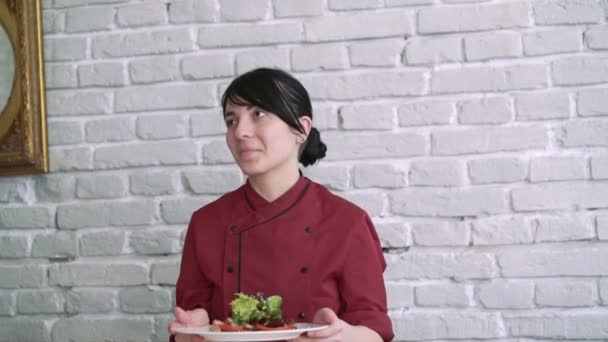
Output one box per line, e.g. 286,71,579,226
175,323,328,341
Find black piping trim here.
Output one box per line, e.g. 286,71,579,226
237,179,311,293
244,192,256,211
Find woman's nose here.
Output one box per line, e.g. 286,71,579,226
234,118,253,139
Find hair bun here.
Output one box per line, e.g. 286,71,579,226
300,127,327,167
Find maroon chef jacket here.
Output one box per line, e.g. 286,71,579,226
175,176,394,341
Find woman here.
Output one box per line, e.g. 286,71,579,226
168,68,394,342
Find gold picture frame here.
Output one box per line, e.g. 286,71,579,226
0,0,48,176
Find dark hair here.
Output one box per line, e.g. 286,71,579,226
221,68,327,166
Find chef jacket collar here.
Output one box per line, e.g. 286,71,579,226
243,173,308,212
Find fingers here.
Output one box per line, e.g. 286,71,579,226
305,308,342,339
174,307,193,325
168,321,188,335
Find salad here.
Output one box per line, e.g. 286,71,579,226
212,293,295,332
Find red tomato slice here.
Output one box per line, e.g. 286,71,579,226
212,320,247,332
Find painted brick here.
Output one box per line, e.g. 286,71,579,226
302,71,425,100
49,263,148,287
182,54,234,80
419,2,529,34
393,312,503,340
136,114,188,140
198,23,301,47
591,154,608,179
47,120,84,145
552,56,608,86
350,39,403,67
477,280,535,309
391,187,508,217
273,0,323,17
44,37,87,61
353,163,405,189
515,92,571,121
398,100,455,126
0,265,44,289
468,157,527,184
560,120,608,147
533,0,604,25
46,90,112,116
31,232,77,258
45,64,76,89
375,221,410,248
17,290,64,314
339,104,394,130
585,26,608,49
512,182,608,211
78,62,125,87
323,132,425,160
51,318,153,342
117,3,166,27
85,117,135,143
409,159,465,187
169,0,218,23
328,0,380,11
190,110,225,139
130,56,179,84
220,0,268,21
433,126,547,155
471,216,533,245
115,83,216,112
0,207,53,229
386,251,496,280
432,64,548,94
533,215,595,242
92,29,193,58
76,174,126,199
529,156,587,182
304,12,412,42
523,29,583,56
0,236,28,258
411,221,469,246
403,36,462,65
79,231,125,256
505,312,608,339
302,165,349,191
291,44,348,71
66,288,116,314
65,6,113,32
464,32,522,61
458,97,512,124
415,283,471,307
236,48,290,75
498,245,608,277
536,279,595,307
578,88,608,117
49,147,93,172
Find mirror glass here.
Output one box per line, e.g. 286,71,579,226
0,24,15,116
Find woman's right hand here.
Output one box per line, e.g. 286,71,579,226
168,307,210,342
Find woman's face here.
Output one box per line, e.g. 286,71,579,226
224,102,304,177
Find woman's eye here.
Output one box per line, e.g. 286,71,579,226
255,111,267,118
225,118,235,127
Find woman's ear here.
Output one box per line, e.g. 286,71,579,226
297,116,312,143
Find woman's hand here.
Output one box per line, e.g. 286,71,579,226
288,308,346,341
168,307,209,342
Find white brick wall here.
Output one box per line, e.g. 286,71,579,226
1,1,607,341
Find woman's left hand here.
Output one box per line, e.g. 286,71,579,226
288,308,347,341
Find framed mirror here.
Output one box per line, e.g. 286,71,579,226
0,0,48,176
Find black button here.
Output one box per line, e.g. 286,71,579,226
227,266,234,273
305,226,313,233
300,267,308,274
298,312,305,319
230,225,237,232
